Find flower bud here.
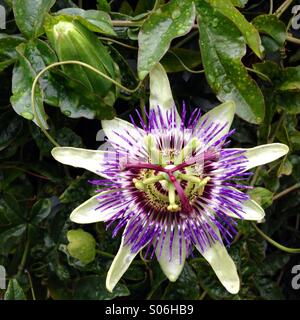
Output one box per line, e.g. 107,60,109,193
45,16,119,98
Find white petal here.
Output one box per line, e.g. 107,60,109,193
227,198,265,221
106,224,145,292
196,100,236,147
149,63,180,123
70,190,126,224
195,234,240,294
101,117,145,150
155,227,186,282
51,147,113,178
241,143,289,171
222,187,265,221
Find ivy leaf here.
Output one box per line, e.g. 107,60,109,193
253,14,286,47
12,0,55,38
4,279,26,300
138,0,195,80
56,8,116,36
196,0,265,124
207,0,264,58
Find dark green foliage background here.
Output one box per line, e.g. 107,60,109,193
0,0,300,300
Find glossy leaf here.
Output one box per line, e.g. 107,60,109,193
56,8,116,35
12,0,55,38
0,33,25,59
138,0,195,79
4,279,26,300
11,42,47,128
196,0,265,124
208,0,263,58
253,14,286,47
30,198,52,225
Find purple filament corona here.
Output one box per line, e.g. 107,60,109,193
91,105,252,263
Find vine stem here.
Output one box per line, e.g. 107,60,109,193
252,223,300,254
31,60,142,147
269,0,274,14
17,234,30,278
275,0,294,17
286,35,300,45
273,182,300,201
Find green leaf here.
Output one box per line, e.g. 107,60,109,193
252,14,286,47
254,276,284,300
0,224,26,255
30,198,52,225
0,33,25,59
67,229,96,265
161,48,202,73
56,8,116,36
4,279,26,300
97,0,110,12
0,59,15,72
73,275,130,299
0,193,23,225
0,109,23,151
12,0,55,38
207,0,263,58
248,187,273,209
278,66,300,91
10,41,49,129
230,0,248,7
278,92,300,114
138,0,195,79
196,0,265,124
190,259,234,300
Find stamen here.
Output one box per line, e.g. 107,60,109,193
167,182,179,212
174,137,201,165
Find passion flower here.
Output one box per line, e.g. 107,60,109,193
52,101,288,294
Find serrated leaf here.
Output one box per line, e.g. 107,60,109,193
196,0,265,124
138,0,195,79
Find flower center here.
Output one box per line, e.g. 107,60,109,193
131,169,210,214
